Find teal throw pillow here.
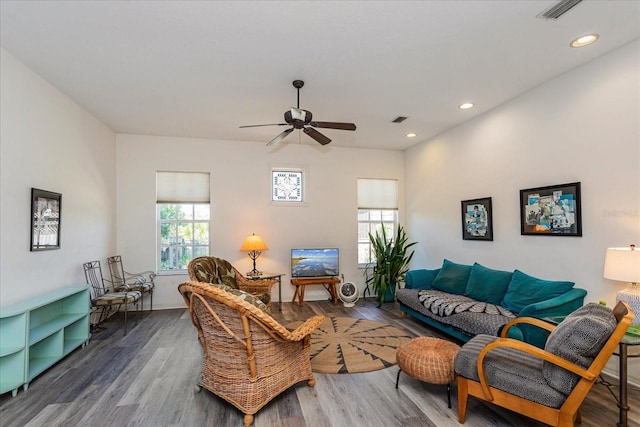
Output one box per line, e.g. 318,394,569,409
464,263,513,305
431,259,472,294
501,270,575,313
405,269,440,290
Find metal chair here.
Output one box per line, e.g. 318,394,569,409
107,255,155,311
83,260,141,336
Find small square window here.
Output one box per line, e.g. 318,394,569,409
272,170,303,202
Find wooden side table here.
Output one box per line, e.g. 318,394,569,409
290,277,340,306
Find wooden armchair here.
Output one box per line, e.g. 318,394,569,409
187,256,276,306
178,281,324,427
454,301,634,427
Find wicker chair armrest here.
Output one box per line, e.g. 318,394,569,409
500,316,556,338
286,315,326,341
237,277,276,295
179,281,323,344
476,337,594,401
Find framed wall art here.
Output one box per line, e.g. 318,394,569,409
461,197,493,241
30,188,62,251
520,182,581,236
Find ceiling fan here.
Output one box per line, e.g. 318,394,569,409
239,80,356,146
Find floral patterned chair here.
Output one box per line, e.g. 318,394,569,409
187,256,275,307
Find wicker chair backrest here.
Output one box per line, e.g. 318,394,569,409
179,281,292,339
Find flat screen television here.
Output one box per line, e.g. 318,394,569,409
291,248,339,278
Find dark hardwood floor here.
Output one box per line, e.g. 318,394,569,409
1,297,637,426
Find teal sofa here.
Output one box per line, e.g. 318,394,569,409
396,260,587,348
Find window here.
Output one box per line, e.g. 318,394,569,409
156,172,210,272
272,169,303,202
357,179,398,265
358,210,398,265
158,204,210,271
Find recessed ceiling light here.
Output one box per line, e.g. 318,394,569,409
570,33,599,48
459,102,474,110
406,132,417,138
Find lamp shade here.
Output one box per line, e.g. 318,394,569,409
603,246,640,283
240,234,269,252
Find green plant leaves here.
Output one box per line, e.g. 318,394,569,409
365,224,417,306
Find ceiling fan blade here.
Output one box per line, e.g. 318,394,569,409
310,121,357,131
266,128,294,146
239,123,288,128
303,127,331,145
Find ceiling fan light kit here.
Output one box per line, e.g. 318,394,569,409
240,80,356,147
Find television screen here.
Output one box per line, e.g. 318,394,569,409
291,248,339,278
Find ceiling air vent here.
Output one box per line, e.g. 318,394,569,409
537,0,582,20
392,116,408,123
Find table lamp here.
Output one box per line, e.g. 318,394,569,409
240,233,268,276
604,244,640,325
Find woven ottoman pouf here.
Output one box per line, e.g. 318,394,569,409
395,337,461,408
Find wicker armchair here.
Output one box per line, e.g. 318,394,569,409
188,256,275,306
178,281,324,427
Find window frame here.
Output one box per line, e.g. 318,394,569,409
156,203,210,274
357,208,398,268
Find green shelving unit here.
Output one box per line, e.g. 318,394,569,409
0,285,90,396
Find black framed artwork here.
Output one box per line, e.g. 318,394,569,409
30,188,62,251
461,197,493,241
520,182,582,236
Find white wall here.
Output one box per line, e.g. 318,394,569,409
405,40,640,383
0,48,117,305
115,134,404,309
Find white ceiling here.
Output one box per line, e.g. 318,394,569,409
1,1,639,151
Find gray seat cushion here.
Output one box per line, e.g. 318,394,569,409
396,288,513,337
543,303,616,394
454,334,568,408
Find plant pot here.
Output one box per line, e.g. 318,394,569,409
377,284,396,304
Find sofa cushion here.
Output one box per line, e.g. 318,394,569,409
543,303,616,395
501,270,574,313
418,289,515,318
405,268,440,290
397,289,514,338
431,259,472,294
464,263,513,305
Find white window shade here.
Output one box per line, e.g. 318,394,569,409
156,172,210,203
357,179,398,209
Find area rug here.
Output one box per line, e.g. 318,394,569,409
288,317,412,374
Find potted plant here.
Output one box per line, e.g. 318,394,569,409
365,224,417,306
